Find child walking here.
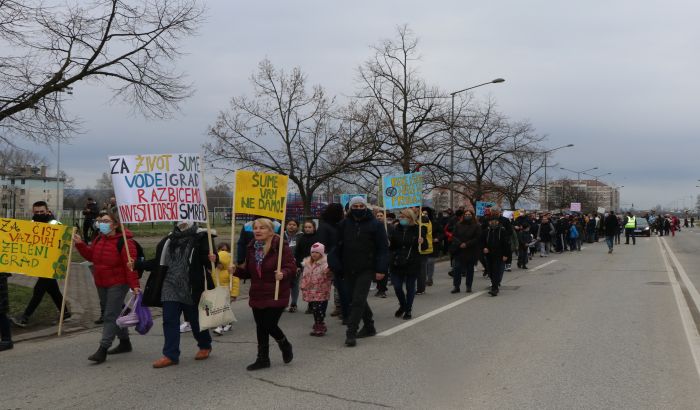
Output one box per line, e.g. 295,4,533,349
300,243,331,336
213,243,239,336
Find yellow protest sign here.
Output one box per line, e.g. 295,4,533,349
0,218,72,279
234,170,289,220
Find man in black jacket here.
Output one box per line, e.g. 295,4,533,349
604,211,620,254
482,216,512,296
328,197,388,347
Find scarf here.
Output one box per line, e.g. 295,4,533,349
254,240,266,278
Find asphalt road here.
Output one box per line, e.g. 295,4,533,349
2,234,700,410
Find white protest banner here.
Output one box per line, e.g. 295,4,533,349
597,207,606,214
570,202,581,212
109,153,207,223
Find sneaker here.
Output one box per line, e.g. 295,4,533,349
222,324,233,332
505,264,512,272
213,326,224,336
179,322,192,333
11,315,28,328
415,291,425,296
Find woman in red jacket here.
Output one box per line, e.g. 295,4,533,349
74,211,140,364
233,218,296,371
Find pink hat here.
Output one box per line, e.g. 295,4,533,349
310,242,325,255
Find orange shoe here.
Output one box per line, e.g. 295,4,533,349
195,348,212,360
152,356,178,368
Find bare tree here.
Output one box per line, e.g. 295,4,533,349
0,146,47,173
355,25,448,174
0,0,204,145
493,131,546,210
204,60,378,216
94,171,113,192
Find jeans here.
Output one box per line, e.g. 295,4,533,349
98,285,130,349
605,235,614,251
425,257,435,282
333,272,350,319
517,248,529,267
487,257,505,289
252,307,286,345
539,241,549,256
162,301,212,362
24,278,64,317
308,301,328,324
290,273,300,307
453,257,475,290
391,273,417,313
0,313,11,342
343,271,374,334
417,256,427,293
625,228,636,244
568,238,578,251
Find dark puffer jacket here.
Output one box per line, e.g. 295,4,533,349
235,235,297,309
76,229,139,289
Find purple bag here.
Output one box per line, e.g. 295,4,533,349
134,293,153,335
115,293,139,328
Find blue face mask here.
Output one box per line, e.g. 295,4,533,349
399,219,409,226
98,222,112,235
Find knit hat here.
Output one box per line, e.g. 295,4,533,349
310,242,325,255
348,196,367,207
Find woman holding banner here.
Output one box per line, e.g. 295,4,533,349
73,211,140,364
389,209,427,320
233,218,297,370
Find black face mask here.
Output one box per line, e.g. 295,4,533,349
32,213,52,223
350,208,365,219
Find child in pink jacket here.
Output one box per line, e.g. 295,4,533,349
300,243,331,336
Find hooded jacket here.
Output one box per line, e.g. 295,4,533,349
328,208,388,276
300,254,331,302
76,228,140,289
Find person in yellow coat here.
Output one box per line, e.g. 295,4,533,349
213,243,239,336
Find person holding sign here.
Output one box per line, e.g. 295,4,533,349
73,211,140,364
482,215,512,297
232,218,296,371
389,209,427,320
328,196,388,347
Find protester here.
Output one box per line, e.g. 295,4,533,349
301,242,332,336
517,224,533,269
0,272,12,351
142,221,217,369
373,210,391,298
450,210,481,293
316,203,348,322
389,209,427,319
233,218,296,370
295,219,319,313
417,207,435,292
11,201,71,328
328,196,388,347
74,211,140,364
213,243,238,336
82,197,99,243
536,216,554,257
482,215,512,297
284,219,303,313
604,211,620,253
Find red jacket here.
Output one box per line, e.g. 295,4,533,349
234,235,296,309
76,229,140,289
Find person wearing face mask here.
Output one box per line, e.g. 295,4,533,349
73,211,140,364
450,210,482,293
328,196,388,347
11,201,71,328
482,216,512,296
389,209,427,320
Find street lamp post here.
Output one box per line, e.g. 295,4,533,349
55,86,73,219
583,171,612,210
542,144,575,211
560,166,598,202
449,78,505,210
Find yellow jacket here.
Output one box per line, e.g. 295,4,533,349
215,250,239,298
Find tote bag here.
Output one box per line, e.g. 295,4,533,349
198,268,236,330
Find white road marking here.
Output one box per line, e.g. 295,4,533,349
661,237,700,312
377,291,487,337
657,237,700,381
378,259,559,337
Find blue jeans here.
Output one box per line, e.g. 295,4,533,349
162,301,211,362
605,235,614,251
391,273,417,312
453,257,476,290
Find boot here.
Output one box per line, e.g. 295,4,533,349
276,337,293,364
309,323,321,336
345,330,357,347
318,322,327,336
88,346,108,363
246,344,270,371
107,339,132,355
357,322,377,338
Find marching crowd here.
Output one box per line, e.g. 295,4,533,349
0,198,689,371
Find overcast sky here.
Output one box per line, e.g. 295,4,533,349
18,0,700,210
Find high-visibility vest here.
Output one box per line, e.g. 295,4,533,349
419,219,433,255
625,216,636,229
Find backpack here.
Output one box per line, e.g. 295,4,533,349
569,225,579,239
95,235,146,278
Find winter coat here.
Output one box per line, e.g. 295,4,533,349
294,232,318,269
234,235,296,309
388,224,428,276
215,250,239,298
76,229,140,289
0,272,9,315
300,255,331,302
482,225,512,258
452,221,483,262
536,222,555,242
328,209,388,276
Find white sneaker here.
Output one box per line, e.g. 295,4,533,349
179,322,191,333
213,325,223,336
222,324,233,332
